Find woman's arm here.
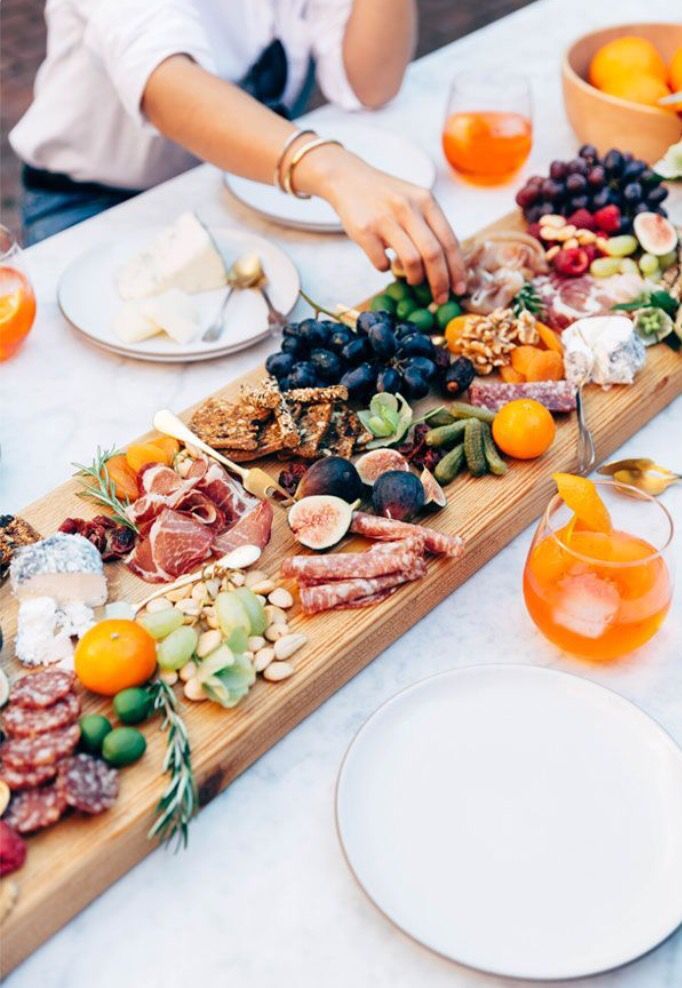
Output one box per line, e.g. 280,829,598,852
142,56,465,300
343,0,417,108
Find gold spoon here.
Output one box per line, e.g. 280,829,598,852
599,458,681,496
202,252,265,342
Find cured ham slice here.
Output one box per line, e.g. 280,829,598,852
350,512,464,557
464,234,548,314
533,272,647,331
212,500,273,555
128,509,213,582
299,561,426,615
281,537,424,584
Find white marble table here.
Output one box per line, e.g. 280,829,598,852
3,0,681,985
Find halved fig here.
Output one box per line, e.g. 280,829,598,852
420,467,447,511
633,212,677,257
287,495,352,550
296,456,363,503
355,449,409,487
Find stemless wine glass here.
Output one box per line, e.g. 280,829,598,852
523,481,674,661
0,225,36,361
442,71,532,186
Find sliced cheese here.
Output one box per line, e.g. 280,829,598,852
141,289,201,344
116,211,226,299
113,302,162,343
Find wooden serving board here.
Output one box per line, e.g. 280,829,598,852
1,212,681,973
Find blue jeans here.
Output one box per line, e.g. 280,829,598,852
21,178,138,246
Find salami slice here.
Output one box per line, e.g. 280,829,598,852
300,562,426,615
9,670,76,709
5,785,68,833
468,378,577,413
1,723,80,770
57,754,119,814
332,587,399,609
281,536,425,584
0,760,57,791
350,512,464,558
2,693,80,739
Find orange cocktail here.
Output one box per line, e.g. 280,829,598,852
442,72,532,186
524,479,674,661
0,226,36,361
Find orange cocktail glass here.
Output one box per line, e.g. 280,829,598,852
524,481,674,661
0,225,36,361
442,72,532,186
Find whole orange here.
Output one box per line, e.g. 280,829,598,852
669,47,682,91
492,399,556,460
75,619,157,695
589,36,667,90
601,73,672,111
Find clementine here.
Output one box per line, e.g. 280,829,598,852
75,619,157,695
589,36,667,90
492,399,555,459
601,73,672,111
669,47,682,92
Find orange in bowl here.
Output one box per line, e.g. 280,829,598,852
670,47,682,91
589,36,667,90
600,73,673,111
75,619,157,696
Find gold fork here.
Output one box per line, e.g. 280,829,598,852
153,409,291,504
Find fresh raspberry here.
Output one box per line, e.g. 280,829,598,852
526,222,543,241
0,821,27,876
567,208,596,231
593,205,621,234
553,247,590,277
582,243,599,263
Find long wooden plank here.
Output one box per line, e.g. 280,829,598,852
1,212,681,973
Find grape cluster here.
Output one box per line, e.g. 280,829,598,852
515,144,668,234
265,310,451,402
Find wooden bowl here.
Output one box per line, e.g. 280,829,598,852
562,23,682,164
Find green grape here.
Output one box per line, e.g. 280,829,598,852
138,607,184,640
231,588,267,636
215,592,251,638
619,258,639,275
590,257,621,278
603,235,638,258
638,253,660,276
157,626,198,670
659,251,677,271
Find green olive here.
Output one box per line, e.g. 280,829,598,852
113,687,152,725
79,714,113,755
413,283,432,307
102,726,147,767
385,281,413,303
370,294,396,314
396,297,418,319
407,308,435,333
436,300,462,330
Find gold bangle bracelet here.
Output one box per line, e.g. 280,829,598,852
283,137,344,199
273,129,316,192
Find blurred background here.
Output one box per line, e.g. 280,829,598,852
0,0,532,238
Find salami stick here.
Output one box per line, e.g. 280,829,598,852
299,560,426,615
281,536,424,584
350,512,464,557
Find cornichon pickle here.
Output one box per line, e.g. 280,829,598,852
425,420,468,448
481,423,508,476
79,714,113,755
425,408,456,428
113,687,152,725
434,444,465,484
102,726,147,767
448,401,496,424
464,419,488,477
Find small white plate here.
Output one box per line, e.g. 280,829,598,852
58,227,299,362
225,121,436,232
336,665,682,980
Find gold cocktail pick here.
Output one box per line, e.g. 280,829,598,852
598,458,681,496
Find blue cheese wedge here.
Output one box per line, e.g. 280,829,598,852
116,212,226,299
563,316,645,388
10,533,107,606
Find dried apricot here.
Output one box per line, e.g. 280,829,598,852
510,345,541,377
525,349,564,382
552,473,612,533
104,454,139,501
126,442,170,474
445,314,480,352
500,364,525,384
534,321,563,354
492,399,556,459
149,436,180,462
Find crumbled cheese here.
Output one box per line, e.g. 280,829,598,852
15,597,75,668
59,601,96,637
10,533,107,606
563,316,645,388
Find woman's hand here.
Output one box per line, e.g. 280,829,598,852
296,146,466,304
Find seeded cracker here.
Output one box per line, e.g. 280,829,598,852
0,516,41,580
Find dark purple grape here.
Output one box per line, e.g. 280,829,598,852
527,175,545,189
368,324,397,359
566,173,587,194
549,160,568,180
525,204,543,223
646,185,668,205
398,334,435,358
590,187,610,210
282,322,301,337
265,352,295,380
310,348,343,382
401,367,429,400
541,178,564,201
288,362,319,389
405,356,437,382
579,144,598,161
568,195,590,212
640,168,661,188
622,160,646,181
341,337,371,365
536,201,555,217
515,185,539,209
618,216,634,234
395,321,416,340
606,188,622,206
329,326,353,352
604,149,624,176
281,335,307,357
656,206,668,218
298,319,329,347
567,158,588,176
376,367,402,394
623,182,643,204
632,202,651,215
622,151,634,163
587,165,606,188
340,363,375,400
358,310,392,335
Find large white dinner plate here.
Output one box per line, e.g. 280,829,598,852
224,121,436,232
336,665,682,980
58,227,299,362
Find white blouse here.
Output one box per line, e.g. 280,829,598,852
10,0,361,190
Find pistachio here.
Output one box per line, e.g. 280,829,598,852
263,661,295,682
274,633,307,661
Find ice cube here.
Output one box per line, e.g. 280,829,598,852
552,572,620,639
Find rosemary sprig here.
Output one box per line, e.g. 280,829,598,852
147,678,198,851
72,445,138,532
512,282,545,318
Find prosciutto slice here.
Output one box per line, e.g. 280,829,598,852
350,512,464,557
464,234,548,314
128,509,214,583
212,500,273,555
299,561,426,615
533,272,647,331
